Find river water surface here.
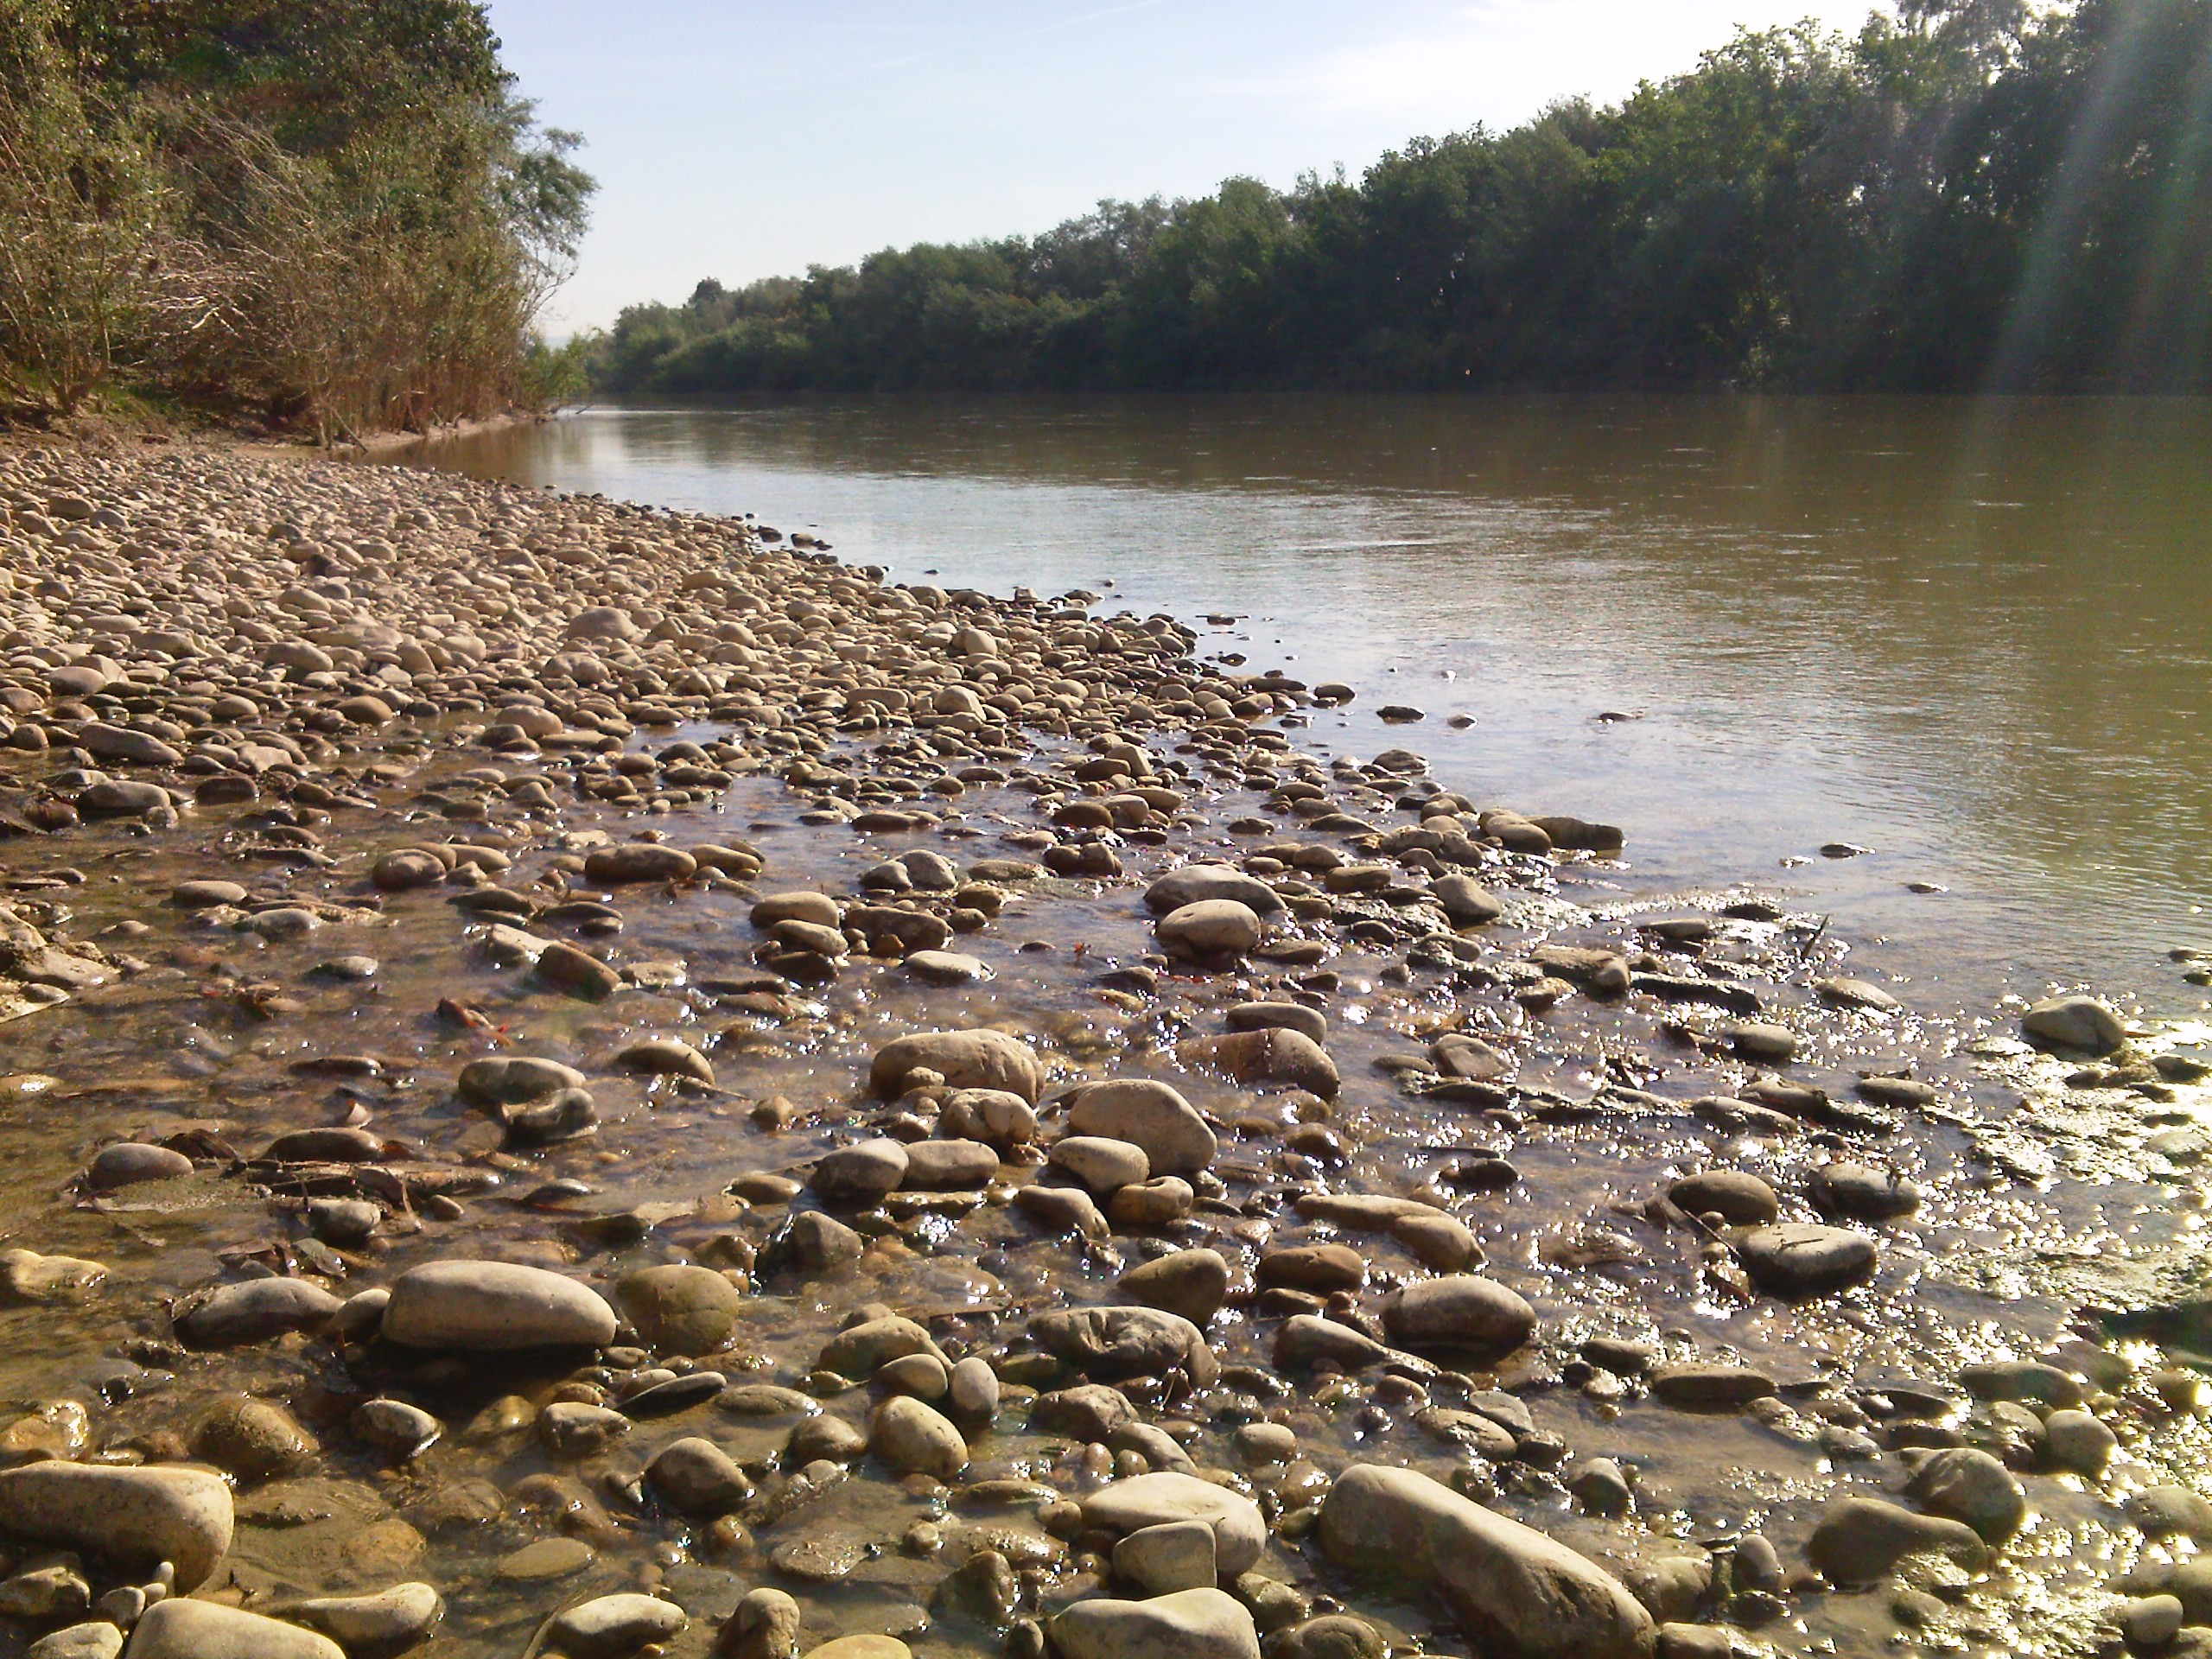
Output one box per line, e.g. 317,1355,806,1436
395,396,2212,1025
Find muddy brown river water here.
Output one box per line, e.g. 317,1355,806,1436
396,395,2212,1018
0,435,2208,1659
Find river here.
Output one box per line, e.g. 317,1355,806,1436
391,394,2212,1021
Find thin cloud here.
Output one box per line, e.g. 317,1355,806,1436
1245,0,1874,124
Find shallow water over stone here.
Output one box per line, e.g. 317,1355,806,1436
3,440,2211,1659
397,394,2212,1020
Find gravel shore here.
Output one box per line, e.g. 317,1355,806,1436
0,440,2202,1659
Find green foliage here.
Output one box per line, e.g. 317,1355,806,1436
596,0,2212,395
519,330,596,408
0,0,594,431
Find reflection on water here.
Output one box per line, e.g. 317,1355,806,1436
391,395,2212,1014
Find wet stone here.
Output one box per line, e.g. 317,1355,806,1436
380,1261,618,1351
1735,1223,1878,1297
496,1536,596,1581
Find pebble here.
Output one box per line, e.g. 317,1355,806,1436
615,1263,745,1355
948,1356,1000,1420
280,1583,445,1653
86,1143,193,1190
1082,1473,1267,1574
1121,1248,1230,1325
1052,1587,1260,1659
1959,1359,2085,1409
1258,1244,1367,1294
1156,899,1264,956
496,1536,597,1581
1052,1134,1150,1192
1430,873,1503,925
2022,993,2127,1054
0,1463,232,1587
0,1249,108,1306
352,1398,443,1459
1809,1160,1922,1221
1065,1079,1217,1173
1734,1223,1879,1296
1113,1517,1217,1593
869,1395,969,1479
26,1627,122,1659
2122,1594,2187,1649
1272,1615,1385,1659
1380,1274,1537,1354
546,1592,688,1659
1319,1465,1652,1658
869,1029,1043,1100
799,1640,912,1659
380,1260,618,1350
1179,1027,1340,1096
1649,1363,1777,1409
812,1139,911,1205
1904,1446,2029,1541
1144,866,1283,915
2042,1407,2117,1474
123,1600,344,1659
721,1589,803,1659
1225,1000,1327,1043
191,1394,319,1481
1667,1170,1779,1225
1805,1497,1986,1583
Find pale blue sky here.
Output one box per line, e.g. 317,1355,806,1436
491,1,1883,330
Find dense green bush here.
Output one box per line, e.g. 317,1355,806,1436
596,0,2212,395
0,0,593,435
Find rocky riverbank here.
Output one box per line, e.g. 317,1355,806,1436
0,439,2205,1659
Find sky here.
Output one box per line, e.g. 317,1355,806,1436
489,0,1886,332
